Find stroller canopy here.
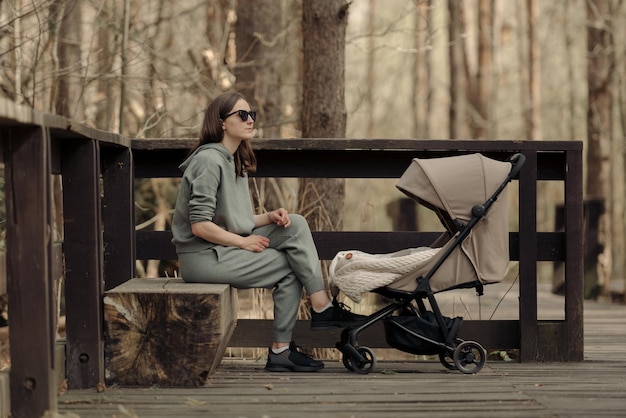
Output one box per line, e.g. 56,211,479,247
330,153,514,301
396,153,512,223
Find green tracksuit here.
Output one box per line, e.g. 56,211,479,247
171,143,324,343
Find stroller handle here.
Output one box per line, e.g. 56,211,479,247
508,153,526,179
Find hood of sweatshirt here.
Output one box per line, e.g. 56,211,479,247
179,143,232,172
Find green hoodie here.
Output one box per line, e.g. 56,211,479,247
171,143,255,254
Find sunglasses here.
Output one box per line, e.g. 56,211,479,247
224,109,257,122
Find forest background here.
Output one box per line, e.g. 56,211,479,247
0,0,624,318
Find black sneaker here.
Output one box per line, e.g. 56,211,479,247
310,298,368,330
265,341,325,372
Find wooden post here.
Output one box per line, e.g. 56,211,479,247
564,149,584,361
518,151,538,361
4,126,57,417
101,146,135,290
62,139,104,389
386,198,418,231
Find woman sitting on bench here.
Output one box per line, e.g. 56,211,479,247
171,91,366,372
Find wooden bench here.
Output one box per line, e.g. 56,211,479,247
104,278,237,386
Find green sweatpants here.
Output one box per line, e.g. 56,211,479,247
178,214,325,343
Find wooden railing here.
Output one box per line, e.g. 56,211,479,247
1,98,133,417
133,138,584,360
1,98,583,417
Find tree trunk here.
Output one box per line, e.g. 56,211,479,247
586,0,614,297
472,0,493,139
412,0,432,139
118,0,130,134
527,0,541,140
139,0,167,139
611,83,625,294
235,0,284,138
301,0,349,232
563,0,577,141
517,0,541,141
614,7,626,294
205,0,232,57
104,279,238,386
366,0,376,137
448,0,468,139
94,2,115,131
55,0,82,118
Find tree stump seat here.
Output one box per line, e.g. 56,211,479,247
103,278,238,387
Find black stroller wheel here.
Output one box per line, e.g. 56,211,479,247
439,351,458,370
440,338,463,370
453,341,486,374
342,353,355,371
343,346,376,374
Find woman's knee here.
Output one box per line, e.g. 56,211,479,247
288,214,310,231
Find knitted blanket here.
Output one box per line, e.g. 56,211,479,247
328,247,441,303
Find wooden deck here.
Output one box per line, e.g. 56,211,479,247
1,98,588,416
56,290,626,418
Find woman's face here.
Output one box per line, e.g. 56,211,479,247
221,99,255,142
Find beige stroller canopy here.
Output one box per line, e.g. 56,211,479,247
330,153,513,302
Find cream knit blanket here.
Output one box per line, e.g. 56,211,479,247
328,247,441,303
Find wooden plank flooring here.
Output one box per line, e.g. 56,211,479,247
57,289,626,418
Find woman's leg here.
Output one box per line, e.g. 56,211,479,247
253,214,326,297
253,214,367,329
179,247,304,343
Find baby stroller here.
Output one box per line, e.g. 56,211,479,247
330,153,525,374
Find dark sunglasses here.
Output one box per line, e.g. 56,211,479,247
224,109,256,122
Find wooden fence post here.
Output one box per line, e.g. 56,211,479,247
518,151,539,361
62,139,104,389
4,126,57,417
101,146,135,290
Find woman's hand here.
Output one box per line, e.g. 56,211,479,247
240,235,270,252
192,221,270,252
268,208,291,227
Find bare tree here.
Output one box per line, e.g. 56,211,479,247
526,0,541,140
301,0,349,232
235,0,302,139
514,0,542,141
447,0,468,139
470,0,493,139
93,2,117,131
412,0,433,139
587,0,616,297
614,0,626,291
365,0,377,137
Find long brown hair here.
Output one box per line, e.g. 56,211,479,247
189,92,257,177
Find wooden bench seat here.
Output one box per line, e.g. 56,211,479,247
103,278,238,387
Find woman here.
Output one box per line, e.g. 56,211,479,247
171,92,366,372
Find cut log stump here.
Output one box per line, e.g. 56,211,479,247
104,278,237,387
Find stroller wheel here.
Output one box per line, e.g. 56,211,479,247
453,341,486,374
342,353,356,371
440,337,464,371
439,351,458,371
342,346,376,374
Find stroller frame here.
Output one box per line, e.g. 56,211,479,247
335,153,526,374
